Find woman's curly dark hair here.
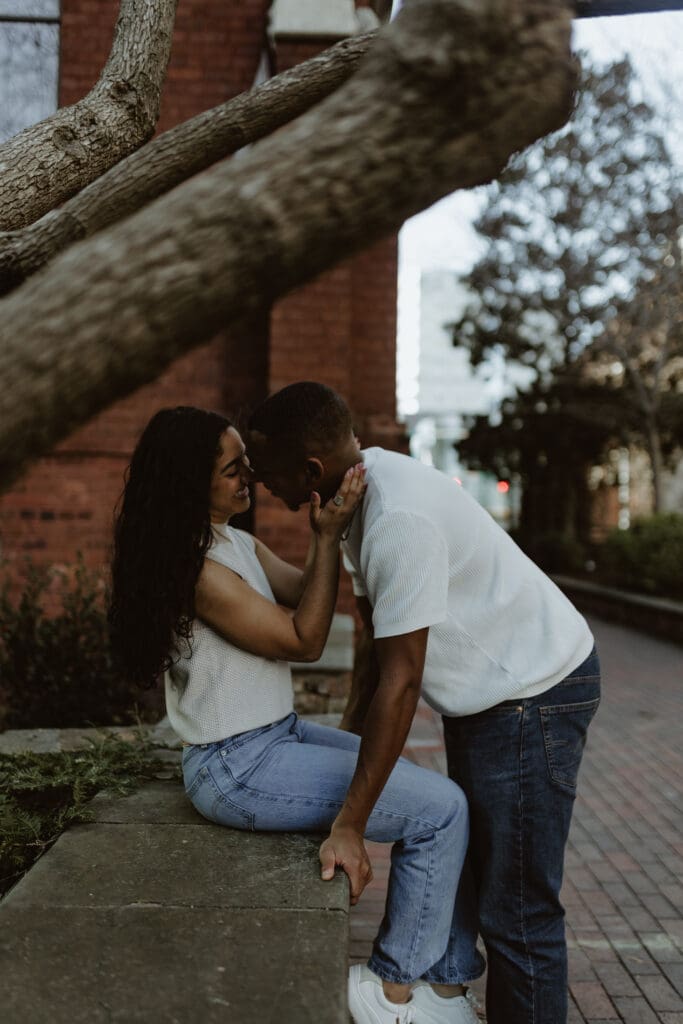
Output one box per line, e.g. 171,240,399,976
109,406,232,687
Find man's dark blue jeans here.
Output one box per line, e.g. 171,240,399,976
442,646,601,1024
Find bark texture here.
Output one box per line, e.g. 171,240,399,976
0,0,576,490
0,34,374,296
0,0,178,231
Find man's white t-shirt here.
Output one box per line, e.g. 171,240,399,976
342,448,594,717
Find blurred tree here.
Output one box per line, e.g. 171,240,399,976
452,55,683,522
457,373,632,546
596,254,683,509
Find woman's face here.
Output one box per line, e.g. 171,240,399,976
208,427,252,523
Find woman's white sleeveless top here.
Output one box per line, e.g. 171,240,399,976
164,525,294,744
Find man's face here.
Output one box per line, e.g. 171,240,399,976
247,431,311,511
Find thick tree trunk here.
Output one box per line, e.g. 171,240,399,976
0,0,575,491
0,0,178,231
0,34,374,296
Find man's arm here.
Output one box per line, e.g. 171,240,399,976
319,627,428,904
340,596,379,734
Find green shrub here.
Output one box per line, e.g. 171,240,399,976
0,560,148,730
0,733,176,897
598,514,683,601
512,530,588,575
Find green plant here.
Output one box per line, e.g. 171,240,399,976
511,530,588,576
598,513,683,600
0,558,149,729
0,732,177,898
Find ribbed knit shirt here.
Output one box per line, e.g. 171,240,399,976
342,448,594,716
164,524,294,744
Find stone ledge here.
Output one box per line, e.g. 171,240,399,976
552,575,683,646
0,724,145,755
0,905,347,1024
0,780,350,1024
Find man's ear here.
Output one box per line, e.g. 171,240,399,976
305,457,324,483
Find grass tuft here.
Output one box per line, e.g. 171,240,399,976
0,732,179,897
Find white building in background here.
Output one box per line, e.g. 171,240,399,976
407,270,519,525
0,3,59,145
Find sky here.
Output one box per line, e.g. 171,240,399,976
396,10,683,415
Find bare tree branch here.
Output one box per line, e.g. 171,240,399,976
0,0,178,231
0,0,575,491
0,34,374,296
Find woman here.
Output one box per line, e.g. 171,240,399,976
109,406,479,1024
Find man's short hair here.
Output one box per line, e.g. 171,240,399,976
249,382,353,456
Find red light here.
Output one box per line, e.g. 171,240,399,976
497,481,510,493
452,476,462,485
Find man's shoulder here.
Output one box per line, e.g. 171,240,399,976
363,447,462,518
363,446,413,471
363,447,434,499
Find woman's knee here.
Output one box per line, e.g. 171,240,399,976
417,771,469,834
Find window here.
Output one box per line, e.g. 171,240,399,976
0,1,60,144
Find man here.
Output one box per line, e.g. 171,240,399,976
248,382,601,1024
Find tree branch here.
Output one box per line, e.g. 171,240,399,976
0,34,374,296
0,0,178,231
0,0,575,491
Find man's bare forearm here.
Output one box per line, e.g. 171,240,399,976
319,628,428,903
334,673,421,832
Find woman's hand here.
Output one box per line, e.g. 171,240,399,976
310,463,366,540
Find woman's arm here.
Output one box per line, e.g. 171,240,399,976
195,465,365,662
252,535,312,609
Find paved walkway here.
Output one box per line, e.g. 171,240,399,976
349,615,683,1023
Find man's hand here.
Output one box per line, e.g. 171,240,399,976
319,824,373,905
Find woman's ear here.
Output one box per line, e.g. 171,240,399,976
305,457,324,483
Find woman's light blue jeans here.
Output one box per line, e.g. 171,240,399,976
182,712,483,985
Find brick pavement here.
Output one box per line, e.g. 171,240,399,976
349,615,683,1022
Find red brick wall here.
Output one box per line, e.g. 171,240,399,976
0,1,271,579
0,5,402,623
58,0,271,120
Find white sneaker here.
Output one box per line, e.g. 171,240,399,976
348,964,414,1024
410,982,480,1023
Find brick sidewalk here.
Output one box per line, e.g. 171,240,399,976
350,615,683,1023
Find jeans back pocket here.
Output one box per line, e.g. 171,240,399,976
540,695,600,792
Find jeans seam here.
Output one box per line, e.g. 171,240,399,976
195,767,255,830
209,761,449,836
519,704,536,1024
540,696,601,717
218,712,296,754
223,772,448,833
407,834,434,980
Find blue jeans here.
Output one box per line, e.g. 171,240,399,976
182,712,483,985
442,646,602,1024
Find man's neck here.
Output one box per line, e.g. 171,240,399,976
320,437,363,504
